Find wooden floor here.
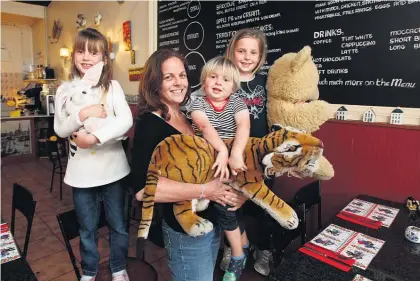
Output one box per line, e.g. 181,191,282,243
1,159,267,281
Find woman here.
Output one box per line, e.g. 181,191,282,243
131,49,247,281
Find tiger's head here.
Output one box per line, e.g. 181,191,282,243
260,125,323,178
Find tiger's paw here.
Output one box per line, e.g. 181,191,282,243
193,198,210,212
188,218,213,237
272,209,299,230
281,211,299,230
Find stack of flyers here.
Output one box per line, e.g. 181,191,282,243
352,274,373,281
1,223,21,264
309,224,385,270
341,198,399,227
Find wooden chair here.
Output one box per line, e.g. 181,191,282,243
11,183,37,259
46,138,67,200
268,180,322,268
293,180,322,242
268,202,306,268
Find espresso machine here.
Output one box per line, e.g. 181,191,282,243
23,87,43,112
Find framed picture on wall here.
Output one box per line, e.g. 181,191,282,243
128,67,144,82
123,20,132,51
1,120,32,157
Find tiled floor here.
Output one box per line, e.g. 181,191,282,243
1,159,267,281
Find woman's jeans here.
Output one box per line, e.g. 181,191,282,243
73,180,129,276
162,219,221,281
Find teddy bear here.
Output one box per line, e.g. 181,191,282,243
266,46,334,180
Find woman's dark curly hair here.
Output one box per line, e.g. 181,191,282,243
137,49,191,121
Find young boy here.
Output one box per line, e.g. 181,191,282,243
189,56,250,281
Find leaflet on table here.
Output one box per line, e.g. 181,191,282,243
352,274,373,281
1,223,21,264
310,224,385,270
341,198,399,227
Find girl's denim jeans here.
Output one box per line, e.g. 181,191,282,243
73,180,128,277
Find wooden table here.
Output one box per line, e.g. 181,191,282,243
268,195,420,281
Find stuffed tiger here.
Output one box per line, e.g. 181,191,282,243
138,126,324,239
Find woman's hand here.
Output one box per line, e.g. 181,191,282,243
72,130,99,148
212,150,230,181
227,189,248,211
135,189,144,201
79,104,107,122
203,179,233,206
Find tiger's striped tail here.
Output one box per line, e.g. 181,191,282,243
137,164,159,239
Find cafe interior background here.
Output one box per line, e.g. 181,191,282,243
1,1,420,281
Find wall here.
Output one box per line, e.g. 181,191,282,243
32,19,47,66
46,0,150,95
1,1,45,19
1,24,33,73
1,1,47,85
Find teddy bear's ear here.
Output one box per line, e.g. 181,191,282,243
81,61,104,87
291,46,312,73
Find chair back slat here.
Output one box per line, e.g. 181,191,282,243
56,203,108,241
12,184,36,222
294,180,321,209
46,140,62,167
11,183,36,259
56,210,80,241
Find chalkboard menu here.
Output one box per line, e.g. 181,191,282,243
157,1,420,108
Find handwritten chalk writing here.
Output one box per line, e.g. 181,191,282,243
314,29,343,38
313,56,352,63
389,36,412,44
314,38,332,44
390,28,420,36
159,31,179,39
342,41,376,48
341,49,359,54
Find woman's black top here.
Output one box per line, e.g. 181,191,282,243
131,112,217,234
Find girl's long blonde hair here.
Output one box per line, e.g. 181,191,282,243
225,28,267,75
70,28,111,95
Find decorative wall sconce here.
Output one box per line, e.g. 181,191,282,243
60,47,70,64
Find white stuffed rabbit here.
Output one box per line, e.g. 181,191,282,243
63,62,126,141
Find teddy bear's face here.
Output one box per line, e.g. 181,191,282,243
267,47,319,103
